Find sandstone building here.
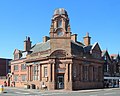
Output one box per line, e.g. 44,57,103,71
10,8,104,90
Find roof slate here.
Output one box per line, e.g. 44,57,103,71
30,40,50,54
28,39,101,57
71,41,84,55
102,50,107,57
84,45,92,53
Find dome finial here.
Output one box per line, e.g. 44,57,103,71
54,8,68,16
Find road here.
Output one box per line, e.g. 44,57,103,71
0,87,120,96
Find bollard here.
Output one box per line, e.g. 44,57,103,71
0,85,4,93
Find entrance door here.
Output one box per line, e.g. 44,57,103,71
57,74,64,89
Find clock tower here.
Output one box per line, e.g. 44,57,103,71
50,8,71,56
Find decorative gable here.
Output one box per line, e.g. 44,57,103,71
90,42,102,59
102,50,111,63
14,49,20,54
13,49,22,60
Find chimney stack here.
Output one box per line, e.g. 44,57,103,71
24,36,32,51
43,36,50,42
71,34,77,42
83,32,91,46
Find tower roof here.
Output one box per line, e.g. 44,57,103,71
54,8,68,16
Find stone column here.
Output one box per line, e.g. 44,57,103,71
54,21,57,28
69,63,72,82
40,65,42,81
67,63,73,90
64,63,69,90
48,63,55,90
65,64,69,82
49,64,52,82
52,63,55,82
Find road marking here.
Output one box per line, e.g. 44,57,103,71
15,92,21,94
104,89,113,91
1,93,18,96
23,93,30,94
104,92,116,95
15,91,30,95
42,92,68,96
89,95,98,96
42,94,52,96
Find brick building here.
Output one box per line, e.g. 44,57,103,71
0,58,11,76
10,8,104,90
10,38,31,87
0,58,11,86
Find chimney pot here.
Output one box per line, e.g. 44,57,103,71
24,36,32,51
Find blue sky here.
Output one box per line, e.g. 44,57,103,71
0,0,120,58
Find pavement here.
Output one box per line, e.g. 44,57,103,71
4,86,120,93
1,87,120,96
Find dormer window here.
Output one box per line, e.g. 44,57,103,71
58,20,62,28
14,52,22,60
14,54,18,60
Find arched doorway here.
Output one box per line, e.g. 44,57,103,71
57,74,64,89
50,50,68,89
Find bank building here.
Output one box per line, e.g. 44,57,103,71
11,8,104,90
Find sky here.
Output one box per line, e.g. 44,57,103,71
0,0,120,59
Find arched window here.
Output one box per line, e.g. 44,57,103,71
58,20,62,27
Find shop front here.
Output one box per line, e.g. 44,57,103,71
104,77,120,88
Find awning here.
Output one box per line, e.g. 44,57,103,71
104,77,120,80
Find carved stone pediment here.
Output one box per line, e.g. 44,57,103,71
50,50,67,58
